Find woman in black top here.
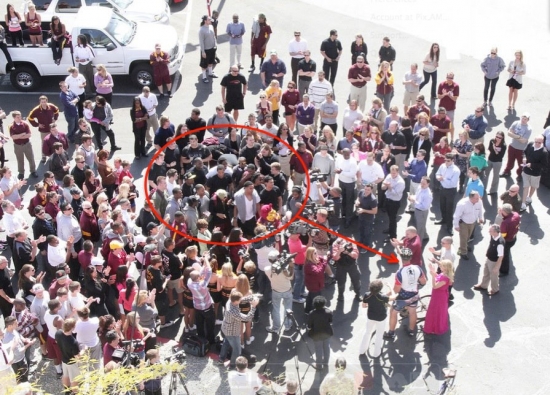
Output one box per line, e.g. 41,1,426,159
486,131,507,194
224,127,241,156
208,191,232,235
412,127,433,165
359,279,395,358
49,16,66,64
83,266,109,318
130,97,149,159
375,145,396,211
351,34,368,64
18,264,44,307
307,296,333,370
208,231,229,264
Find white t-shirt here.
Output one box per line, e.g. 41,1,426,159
68,292,86,311
228,370,262,395
288,39,308,59
256,246,274,272
244,196,254,220
75,318,100,348
65,74,86,96
139,93,158,116
44,311,61,339
358,161,384,184
48,240,67,268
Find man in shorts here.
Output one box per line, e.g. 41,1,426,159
150,44,172,98
249,13,272,72
384,248,426,340
521,135,548,211
199,15,218,83
221,65,247,122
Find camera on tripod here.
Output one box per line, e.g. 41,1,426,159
112,340,142,368
270,251,297,275
165,346,187,363
287,220,319,237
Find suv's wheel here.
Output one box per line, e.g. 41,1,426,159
10,66,41,91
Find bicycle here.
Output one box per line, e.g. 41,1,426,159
398,293,432,323
422,367,457,395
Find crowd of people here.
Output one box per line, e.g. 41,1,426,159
0,4,549,395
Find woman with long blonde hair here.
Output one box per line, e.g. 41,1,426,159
122,311,151,359
217,262,238,309
133,290,158,352
234,274,255,346
506,50,526,110
374,61,394,112
208,259,222,325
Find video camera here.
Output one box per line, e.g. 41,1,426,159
112,340,143,368
270,251,297,275
287,220,320,237
309,168,329,183
336,238,355,253
238,249,250,262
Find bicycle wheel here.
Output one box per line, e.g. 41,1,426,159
416,294,432,322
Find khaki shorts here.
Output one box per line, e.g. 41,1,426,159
167,278,184,294
403,91,419,106
62,362,80,382
523,173,540,189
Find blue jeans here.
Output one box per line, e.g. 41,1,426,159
219,334,241,366
271,289,293,331
358,216,374,247
65,113,78,142
314,338,331,367
292,265,305,300
257,270,272,302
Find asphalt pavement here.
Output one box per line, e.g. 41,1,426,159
1,0,549,393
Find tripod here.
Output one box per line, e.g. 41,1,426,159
168,370,190,395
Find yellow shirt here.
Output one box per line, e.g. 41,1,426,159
265,86,282,111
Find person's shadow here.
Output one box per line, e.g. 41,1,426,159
482,288,517,347
484,105,502,133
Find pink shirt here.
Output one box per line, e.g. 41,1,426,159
288,237,307,265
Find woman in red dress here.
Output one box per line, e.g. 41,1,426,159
423,259,454,335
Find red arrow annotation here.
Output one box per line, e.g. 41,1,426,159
297,215,400,264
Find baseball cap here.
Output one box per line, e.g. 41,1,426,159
270,49,277,55
110,240,124,250
70,187,81,195
91,257,104,267
522,112,530,119
268,250,280,261
146,222,159,233
32,284,45,292
134,235,147,244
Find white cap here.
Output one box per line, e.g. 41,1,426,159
91,257,104,266
134,235,147,244
268,250,280,260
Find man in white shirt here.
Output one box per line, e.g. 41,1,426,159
335,148,358,228
407,176,433,241
47,235,71,272
288,31,307,84
357,152,384,191
453,191,485,260
139,86,159,145
381,165,406,239
228,356,262,395
0,326,16,390
312,146,335,186
402,63,423,114
308,71,333,132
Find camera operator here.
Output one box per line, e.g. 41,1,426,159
331,238,362,301
317,186,342,232
287,231,312,304
140,349,162,395
285,187,309,218
265,251,295,333
304,172,329,205
253,225,280,304
311,208,333,259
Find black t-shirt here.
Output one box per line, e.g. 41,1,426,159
181,145,210,170
232,166,246,186
357,190,378,221
55,330,80,364
326,197,342,227
185,117,207,143
297,59,317,81
146,266,165,293
164,146,181,170
240,144,261,165
381,131,406,156
220,73,247,98
206,174,232,192
320,38,342,60
161,250,182,280
363,292,389,321
272,173,287,194
148,163,167,184
0,268,15,316
260,186,282,210
188,166,208,185
257,154,280,176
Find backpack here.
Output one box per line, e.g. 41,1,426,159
203,136,228,160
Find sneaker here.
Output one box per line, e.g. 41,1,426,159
209,73,218,78
111,146,121,151
189,325,196,331
202,77,209,83
488,101,493,107
246,336,255,345
159,320,175,329
56,372,63,379
215,319,223,325
248,65,255,72
301,292,309,297
184,326,189,333
266,326,278,334
526,196,532,204
520,203,527,212
383,331,395,340
293,298,305,303
407,328,416,337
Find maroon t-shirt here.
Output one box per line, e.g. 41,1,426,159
403,235,422,266
438,82,459,111
281,90,301,114
348,64,371,88
430,114,452,144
